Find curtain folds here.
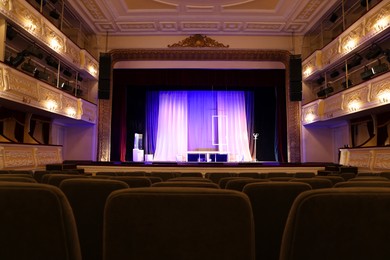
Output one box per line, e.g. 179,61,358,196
153,90,252,162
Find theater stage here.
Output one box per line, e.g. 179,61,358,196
64,161,332,175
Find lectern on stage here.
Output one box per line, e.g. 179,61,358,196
133,133,144,162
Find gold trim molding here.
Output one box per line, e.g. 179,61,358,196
99,48,301,163
168,34,229,48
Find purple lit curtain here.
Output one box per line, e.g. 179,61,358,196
153,90,252,161
153,91,188,161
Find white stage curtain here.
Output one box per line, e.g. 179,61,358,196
154,91,251,161
153,91,188,161
217,91,252,161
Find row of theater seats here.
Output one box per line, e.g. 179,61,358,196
1,169,390,259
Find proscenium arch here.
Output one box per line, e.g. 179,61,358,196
97,48,301,163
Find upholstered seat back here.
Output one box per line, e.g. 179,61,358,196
0,182,81,260
280,188,390,260
104,187,255,260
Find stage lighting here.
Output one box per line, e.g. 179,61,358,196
365,43,382,60
360,66,373,81
45,55,58,69
63,68,72,77
21,61,37,74
342,53,362,71
317,85,334,98
26,45,44,59
34,69,50,81
60,82,73,92
9,51,27,67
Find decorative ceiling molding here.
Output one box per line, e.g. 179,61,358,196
66,0,340,35
167,34,229,48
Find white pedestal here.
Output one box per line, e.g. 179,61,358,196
133,149,144,162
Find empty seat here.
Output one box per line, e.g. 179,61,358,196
238,172,259,178
150,171,177,181
179,172,203,177
118,171,146,176
339,172,356,181
225,179,270,191
348,176,389,182
294,172,315,178
167,177,212,183
289,177,333,189
60,178,129,260
334,181,390,188
280,188,390,260
267,172,288,178
243,182,311,260
145,176,163,184
206,172,236,184
268,177,295,182
152,181,220,189
315,175,345,186
104,187,255,260
0,176,37,183
0,182,81,260
110,176,152,188
219,177,251,189
95,171,117,176
46,174,88,187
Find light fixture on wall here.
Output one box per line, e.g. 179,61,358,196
65,107,77,117
44,99,57,111
348,100,361,112
344,38,357,52
378,90,390,103
304,111,316,123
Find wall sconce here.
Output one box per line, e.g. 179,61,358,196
378,90,390,103
303,66,313,77
344,38,357,52
348,100,361,112
305,111,316,123
88,65,97,76
49,34,62,51
375,16,389,32
65,107,77,117
45,99,57,111
23,18,37,33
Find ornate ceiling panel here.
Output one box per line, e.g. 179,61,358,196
67,0,339,35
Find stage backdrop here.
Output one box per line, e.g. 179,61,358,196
111,69,287,162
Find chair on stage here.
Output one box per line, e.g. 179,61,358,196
104,187,255,260
60,178,129,260
0,182,82,260
243,182,311,260
280,188,390,260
